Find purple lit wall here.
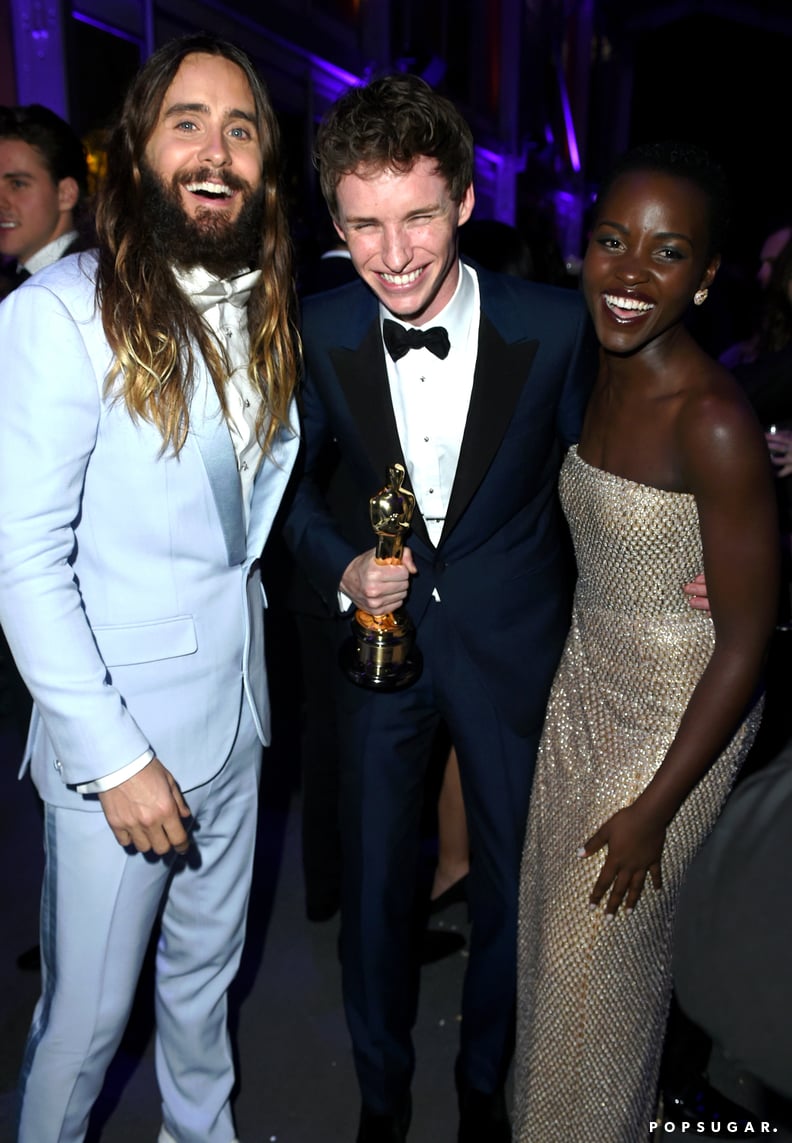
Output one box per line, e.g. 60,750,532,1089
474,146,524,226
9,0,69,114
72,8,143,48
4,0,535,240
303,51,360,106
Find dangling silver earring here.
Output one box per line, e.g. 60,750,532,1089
694,288,708,306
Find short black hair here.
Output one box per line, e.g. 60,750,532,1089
0,103,88,200
597,141,731,259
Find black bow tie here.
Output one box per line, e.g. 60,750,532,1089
382,318,450,362
15,264,31,283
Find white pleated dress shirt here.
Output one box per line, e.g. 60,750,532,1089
338,263,480,612
382,262,480,547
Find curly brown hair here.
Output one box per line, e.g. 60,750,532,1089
314,73,474,218
95,33,299,456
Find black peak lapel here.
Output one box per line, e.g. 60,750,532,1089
441,315,538,543
329,319,432,549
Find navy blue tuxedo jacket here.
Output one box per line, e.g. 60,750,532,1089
286,264,596,735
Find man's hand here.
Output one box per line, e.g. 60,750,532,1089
683,572,710,614
340,546,417,614
98,757,192,855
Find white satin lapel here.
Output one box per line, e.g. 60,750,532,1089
246,402,299,558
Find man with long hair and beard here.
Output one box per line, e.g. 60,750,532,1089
0,34,299,1143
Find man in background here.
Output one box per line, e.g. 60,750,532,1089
0,103,89,297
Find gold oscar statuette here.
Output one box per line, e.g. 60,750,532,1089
341,463,421,689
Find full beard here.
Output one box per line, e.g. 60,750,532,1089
141,161,265,279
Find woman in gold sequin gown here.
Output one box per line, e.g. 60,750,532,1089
513,145,779,1143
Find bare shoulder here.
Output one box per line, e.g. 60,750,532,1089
677,353,769,491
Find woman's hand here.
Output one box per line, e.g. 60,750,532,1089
766,427,792,479
579,801,666,916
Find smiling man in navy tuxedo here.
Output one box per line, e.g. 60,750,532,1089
285,75,596,1142
0,36,299,1143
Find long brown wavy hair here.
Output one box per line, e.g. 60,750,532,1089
95,33,298,455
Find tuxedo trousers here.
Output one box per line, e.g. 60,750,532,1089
17,693,260,1143
336,599,541,1112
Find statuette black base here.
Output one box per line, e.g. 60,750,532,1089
341,617,422,691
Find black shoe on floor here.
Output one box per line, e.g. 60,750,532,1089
16,944,41,972
419,928,466,965
305,889,340,923
339,928,464,968
428,874,468,915
356,1097,411,1142
455,1060,511,1143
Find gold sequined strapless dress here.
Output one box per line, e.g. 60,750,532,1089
513,446,761,1143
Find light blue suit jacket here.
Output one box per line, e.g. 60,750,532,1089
0,252,298,807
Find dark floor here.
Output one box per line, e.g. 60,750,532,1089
0,717,471,1143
